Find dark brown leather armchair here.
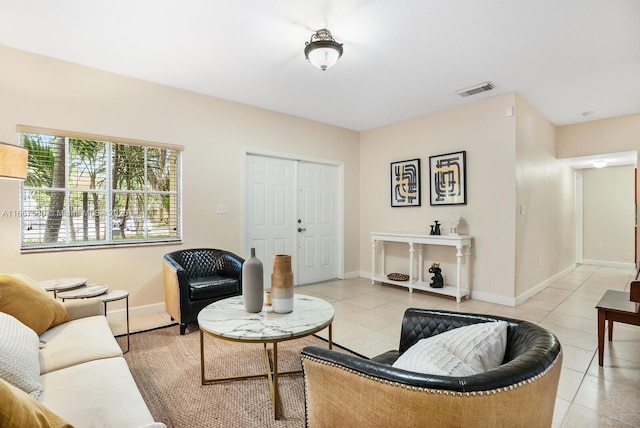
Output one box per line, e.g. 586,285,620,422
162,248,244,335
301,309,562,428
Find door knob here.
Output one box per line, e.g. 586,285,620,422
298,227,307,232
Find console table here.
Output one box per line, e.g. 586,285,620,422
371,232,472,302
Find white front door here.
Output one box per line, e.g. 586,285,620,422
245,154,297,286
296,162,339,284
244,153,340,286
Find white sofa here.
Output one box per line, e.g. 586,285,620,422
0,274,166,428
39,299,166,428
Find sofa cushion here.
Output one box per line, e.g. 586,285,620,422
40,357,156,428
393,321,508,375
188,276,239,300
0,377,72,428
39,315,122,375
0,274,69,335
0,312,43,398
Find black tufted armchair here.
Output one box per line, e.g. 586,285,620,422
162,248,244,335
302,309,562,428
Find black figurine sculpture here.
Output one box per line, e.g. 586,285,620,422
429,262,444,288
430,221,441,236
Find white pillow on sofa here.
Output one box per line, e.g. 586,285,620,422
392,321,508,376
0,312,43,398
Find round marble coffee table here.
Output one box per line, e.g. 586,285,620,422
198,294,334,419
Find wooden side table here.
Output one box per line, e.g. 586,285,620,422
595,288,640,366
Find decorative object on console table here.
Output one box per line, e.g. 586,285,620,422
242,248,264,313
390,158,421,207
428,263,444,288
387,273,409,281
448,210,461,235
429,221,441,235
429,151,466,206
271,254,294,313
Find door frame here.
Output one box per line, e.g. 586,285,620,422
241,147,345,282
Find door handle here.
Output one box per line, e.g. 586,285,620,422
298,227,307,233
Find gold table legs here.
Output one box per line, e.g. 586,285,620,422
200,324,332,419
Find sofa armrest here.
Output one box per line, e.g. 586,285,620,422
62,298,103,320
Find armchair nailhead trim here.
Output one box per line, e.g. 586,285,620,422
302,350,562,397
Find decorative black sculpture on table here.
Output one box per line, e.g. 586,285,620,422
429,262,444,288
429,221,441,236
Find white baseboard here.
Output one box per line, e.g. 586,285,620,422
105,302,166,321
343,270,361,280
469,290,516,307
514,264,576,306
581,259,636,269
362,265,579,308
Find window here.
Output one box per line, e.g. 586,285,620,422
18,126,182,250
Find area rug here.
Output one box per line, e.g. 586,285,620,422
123,325,356,428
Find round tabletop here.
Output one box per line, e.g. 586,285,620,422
38,277,86,292
198,294,335,342
98,289,129,302
56,284,109,299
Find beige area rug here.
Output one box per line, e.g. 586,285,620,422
122,325,355,428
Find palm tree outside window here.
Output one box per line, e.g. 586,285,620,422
18,127,181,250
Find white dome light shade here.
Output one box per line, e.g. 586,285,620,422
593,160,607,168
304,29,343,71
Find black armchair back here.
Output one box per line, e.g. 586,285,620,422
162,248,244,334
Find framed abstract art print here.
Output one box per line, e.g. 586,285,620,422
390,158,421,207
429,151,466,205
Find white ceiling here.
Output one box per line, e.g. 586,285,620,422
0,0,639,132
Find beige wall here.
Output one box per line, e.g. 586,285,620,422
558,113,640,267
0,45,360,312
582,165,635,265
514,95,575,299
360,93,519,303
557,114,640,159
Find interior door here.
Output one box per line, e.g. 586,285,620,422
296,162,339,284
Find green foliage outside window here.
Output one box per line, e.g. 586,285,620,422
18,131,181,249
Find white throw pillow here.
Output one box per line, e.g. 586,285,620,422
392,321,508,376
0,312,43,398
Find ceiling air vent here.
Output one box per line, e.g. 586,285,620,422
456,81,494,97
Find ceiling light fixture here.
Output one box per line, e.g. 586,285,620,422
593,160,607,168
0,142,28,180
304,29,343,71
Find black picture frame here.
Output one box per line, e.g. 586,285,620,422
390,158,421,207
429,151,466,205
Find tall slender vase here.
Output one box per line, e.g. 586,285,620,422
271,254,294,313
242,248,264,313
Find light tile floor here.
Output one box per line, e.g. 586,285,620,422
111,264,640,427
